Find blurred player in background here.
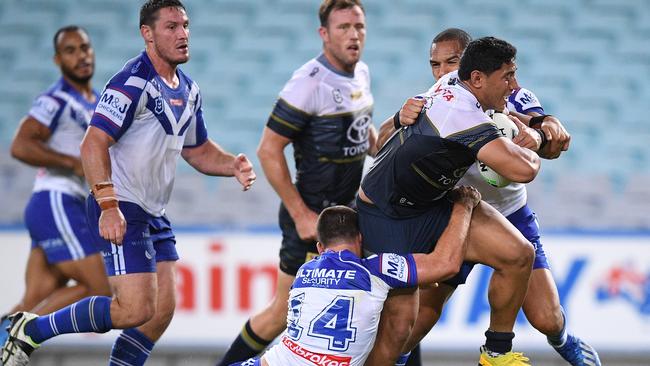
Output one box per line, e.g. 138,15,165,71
379,28,599,366
0,25,110,346
1,1,256,366
230,186,480,366
360,37,539,366
218,0,376,364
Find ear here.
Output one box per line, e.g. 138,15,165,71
53,53,61,68
316,241,325,254
468,70,484,89
318,26,328,43
141,25,153,44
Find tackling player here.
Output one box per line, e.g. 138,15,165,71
0,25,110,346
230,186,481,366
1,2,256,366
218,1,376,364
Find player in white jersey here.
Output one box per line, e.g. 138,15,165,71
0,26,110,348
218,1,376,364
230,186,480,366
378,28,599,366
1,2,256,366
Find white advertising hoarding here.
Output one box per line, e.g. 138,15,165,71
0,231,648,351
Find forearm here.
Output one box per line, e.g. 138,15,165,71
184,140,238,176
80,137,112,187
367,125,378,157
11,139,78,171
259,149,310,218
376,116,396,150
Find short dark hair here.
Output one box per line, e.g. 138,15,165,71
53,25,88,53
317,206,359,246
458,36,517,81
319,0,365,27
432,28,472,51
140,0,186,27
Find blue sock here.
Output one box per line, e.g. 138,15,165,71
24,296,112,344
396,352,411,366
109,328,155,366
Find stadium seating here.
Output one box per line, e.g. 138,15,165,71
0,0,648,230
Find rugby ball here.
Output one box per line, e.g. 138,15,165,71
476,112,519,188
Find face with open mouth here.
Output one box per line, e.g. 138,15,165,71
482,61,517,111
55,29,95,85
149,6,190,66
319,5,366,74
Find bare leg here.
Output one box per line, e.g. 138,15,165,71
248,270,295,340
522,268,563,335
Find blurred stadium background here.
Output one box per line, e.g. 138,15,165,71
0,0,648,365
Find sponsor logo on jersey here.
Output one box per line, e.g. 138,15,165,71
96,89,132,127
350,90,363,100
131,61,141,74
309,67,320,77
169,98,184,107
332,88,343,104
346,114,371,144
33,95,60,120
381,253,409,282
297,267,357,287
518,91,538,106
154,96,164,114
282,336,352,365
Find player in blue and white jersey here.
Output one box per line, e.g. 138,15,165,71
1,2,256,366
230,186,480,366
218,1,376,364
378,28,599,366
0,26,110,348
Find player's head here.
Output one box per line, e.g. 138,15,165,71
458,36,517,110
429,28,471,80
316,206,362,254
140,0,189,66
318,0,366,74
53,25,94,85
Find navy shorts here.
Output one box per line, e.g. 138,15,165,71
24,191,100,264
86,196,178,276
447,203,550,287
278,204,318,276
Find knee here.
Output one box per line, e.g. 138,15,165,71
506,240,535,271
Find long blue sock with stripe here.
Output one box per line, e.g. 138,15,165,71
24,296,112,344
110,328,155,366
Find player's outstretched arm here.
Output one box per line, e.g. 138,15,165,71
10,116,83,177
375,97,426,149
257,127,318,240
181,140,256,191
413,186,480,285
80,126,126,244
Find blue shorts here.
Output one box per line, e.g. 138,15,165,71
86,197,178,276
229,358,261,366
448,204,550,287
24,191,100,264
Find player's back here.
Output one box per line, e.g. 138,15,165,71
263,250,416,365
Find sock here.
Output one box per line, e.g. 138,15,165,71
396,352,410,366
24,296,112,344
547,308,568,347
405,344,422,366
109,328,155,366
484,330,515,354
217,320,272,366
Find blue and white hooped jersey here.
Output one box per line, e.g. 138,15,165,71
263,250,417,365
458,86,546,216
90,51,208,217
28,78,99,198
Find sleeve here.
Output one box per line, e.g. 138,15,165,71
266,70,317,139
28,94,65,132
507,87,545,115
89,76,144,142
442,109,502,157
366,253,418,289
183,91,208,148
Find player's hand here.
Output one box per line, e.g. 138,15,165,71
294,208,319,241
233,153,256,191
398,97,425,126
448,186,481,208
510,116,542,151
538,116,571,159
99,207,126,245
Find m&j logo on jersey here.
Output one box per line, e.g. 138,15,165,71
96,88,132,127
381,253,409,283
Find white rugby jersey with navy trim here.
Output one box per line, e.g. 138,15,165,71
458,82,546,216
263,249,417,365
90,51,208,216
28,78,99,198
266,54,373,210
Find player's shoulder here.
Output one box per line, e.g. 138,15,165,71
286,57,325,88
33,80,68,110
105,52,155,95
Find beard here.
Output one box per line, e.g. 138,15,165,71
61,64,94,84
